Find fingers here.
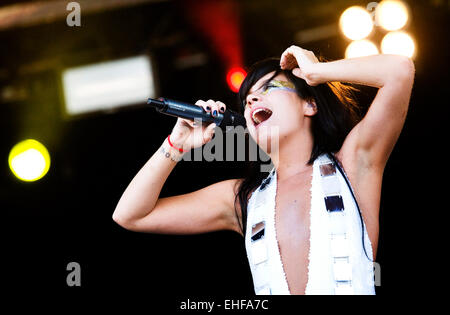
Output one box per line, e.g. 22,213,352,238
194,99,226,117
217,101,226,114
195,99,210,113
202,122,217,143
280,45,319,70
280,45,300,69
206,99,226,117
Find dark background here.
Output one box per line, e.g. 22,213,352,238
0,0,447,304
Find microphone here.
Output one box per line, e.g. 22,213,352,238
147,97,247,131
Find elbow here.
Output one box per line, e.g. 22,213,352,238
112,210,123,226
112,210,120,224
112,209,143,231
112,209,130,228
394,55,415,82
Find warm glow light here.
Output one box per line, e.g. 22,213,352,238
339,6,374,40
381,31,415,58
226,67,246,92
375,0,409,31
8,139,51,182
345,40,379,58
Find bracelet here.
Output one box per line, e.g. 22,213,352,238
167,134,185,153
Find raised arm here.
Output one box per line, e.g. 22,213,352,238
112,100,243,236
281,46,415,169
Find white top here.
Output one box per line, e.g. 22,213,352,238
244,154,375,295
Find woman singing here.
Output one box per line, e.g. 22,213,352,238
112,46,415,295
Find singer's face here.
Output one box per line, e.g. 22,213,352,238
243,72,311,153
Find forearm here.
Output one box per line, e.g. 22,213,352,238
112,137,185,224
307,54,414,88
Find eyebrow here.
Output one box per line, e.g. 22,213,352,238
248,77,273,94
248,82,264,95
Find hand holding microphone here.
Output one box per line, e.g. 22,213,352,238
147,97,247,153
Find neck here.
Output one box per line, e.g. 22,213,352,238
269,127,314,182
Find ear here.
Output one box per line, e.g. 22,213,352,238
303,99,317,117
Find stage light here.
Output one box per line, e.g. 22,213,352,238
226,67,246,93
8,139,50,182
375,0,409,31
339,6,374,40
62,55,155,116
381,31,415,58
345,40,379,58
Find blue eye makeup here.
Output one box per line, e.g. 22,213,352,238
260,80,296,95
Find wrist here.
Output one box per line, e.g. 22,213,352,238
304,62,324,86
161,138,184,163
167,134,190,153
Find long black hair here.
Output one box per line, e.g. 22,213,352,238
232,57,364,247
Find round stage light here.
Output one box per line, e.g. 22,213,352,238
226,67,246,93
339,6,374,40
375,0,409,31
381,31,415,58
8,139,51,182
345,40,379,58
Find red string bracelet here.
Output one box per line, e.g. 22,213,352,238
167,134,185,153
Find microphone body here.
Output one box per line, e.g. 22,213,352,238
147,97,247,131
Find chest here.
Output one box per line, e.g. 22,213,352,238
275,172,312,244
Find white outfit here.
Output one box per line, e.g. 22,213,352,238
244,154,375,295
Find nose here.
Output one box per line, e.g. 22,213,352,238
245,93,261,108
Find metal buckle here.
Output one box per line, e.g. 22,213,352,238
324,195,344,212
251,221,265,242
320,162,336,177
251,221,268,265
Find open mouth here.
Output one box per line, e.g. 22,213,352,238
252,108,273,127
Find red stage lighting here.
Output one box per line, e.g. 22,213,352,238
226,67,246,92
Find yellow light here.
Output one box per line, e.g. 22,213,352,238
8,139,51,182
381,31,416,58
375,0,409,31
345,40,379,58
230,72,245,87
339,6,374,40
226,67,247,92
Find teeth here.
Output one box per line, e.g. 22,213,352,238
252,108,272,125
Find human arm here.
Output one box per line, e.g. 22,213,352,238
112,100,243,235
280,46,415,169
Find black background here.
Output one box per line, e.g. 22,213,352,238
1,0,447,306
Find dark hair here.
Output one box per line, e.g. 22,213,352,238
233,57,362,239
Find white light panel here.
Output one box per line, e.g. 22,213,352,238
62,55,155,115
